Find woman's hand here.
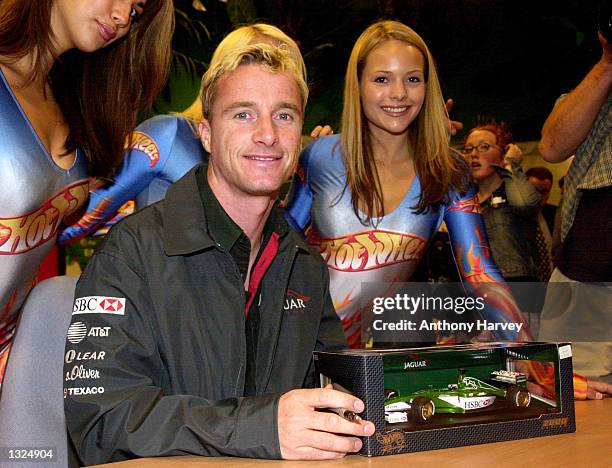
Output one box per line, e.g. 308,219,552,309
445,99,464,136
503,143,523,169
310,125,334,139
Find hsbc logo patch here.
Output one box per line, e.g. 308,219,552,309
73,296,126,316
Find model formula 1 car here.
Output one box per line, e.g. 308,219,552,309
384,369,531,424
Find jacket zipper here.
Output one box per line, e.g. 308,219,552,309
214,242,247,396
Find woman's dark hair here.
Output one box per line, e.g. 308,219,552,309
0,0,174,177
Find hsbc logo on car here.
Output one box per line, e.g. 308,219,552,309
73,296,126,316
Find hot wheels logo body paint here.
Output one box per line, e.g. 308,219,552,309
311,230,427,272
129,131,160,167
0,180,88,254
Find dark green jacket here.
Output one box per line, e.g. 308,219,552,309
64,166,346,465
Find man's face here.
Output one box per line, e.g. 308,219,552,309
528,177,552,206
200,64,303,200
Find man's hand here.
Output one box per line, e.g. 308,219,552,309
278,387,375,460
539,32,611,162
586,378,612,399
445,99,464,136
598,31,612,66
310,125,334,139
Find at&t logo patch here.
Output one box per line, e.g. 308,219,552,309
66,322,112,343
73,296,126,316
67,322,88,344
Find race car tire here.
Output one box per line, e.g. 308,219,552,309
506,386,531,408
411,397,435,422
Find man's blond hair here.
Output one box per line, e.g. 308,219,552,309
180,23,306,126
199,43,308,120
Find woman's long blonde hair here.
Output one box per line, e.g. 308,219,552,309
180,23,306,131
341,20,466,223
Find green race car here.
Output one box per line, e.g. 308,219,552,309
384,369,531,424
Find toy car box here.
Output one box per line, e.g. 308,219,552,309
313,342,575,456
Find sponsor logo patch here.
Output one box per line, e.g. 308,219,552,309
73,296,125,315
284,289,311,314
67,322,112,343
64,349,106,364
65,364,101,382
88,326,111,337
64,386,105,398
67,322,88,344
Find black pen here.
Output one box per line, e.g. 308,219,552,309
327,407,361,422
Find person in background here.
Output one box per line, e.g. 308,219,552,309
526,166,556,233
551,175,565,256
461,122,547,335
525,166,555,282
537,30,612,396
284,20,530,347
58,23,333,243
558,175,565,194
461,121,541,283
0,0,174,386
64,43,373,464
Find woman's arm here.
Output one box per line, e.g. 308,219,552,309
497,160,541,217
444,185,533,342
282,144,315,233
58,116,183,243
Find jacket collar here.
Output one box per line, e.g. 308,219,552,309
162,165,305,256
163,165,216,256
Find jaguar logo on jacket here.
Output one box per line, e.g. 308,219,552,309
284,289,310,314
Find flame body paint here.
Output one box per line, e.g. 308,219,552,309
284,135,530,346
0,68,88,385
59,115,206,243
